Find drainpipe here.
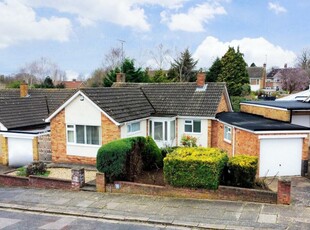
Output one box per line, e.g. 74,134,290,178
232,127,236,157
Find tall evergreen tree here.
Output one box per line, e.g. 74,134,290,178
169,48,198,82
218,47,250,96
207,57,222,82
103,58,149,87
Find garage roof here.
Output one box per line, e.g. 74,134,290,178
241,100,310,110
216,112,310,132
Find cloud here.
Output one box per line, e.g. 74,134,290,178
194,36,296,69
0,0,72,48
24,0,186,31
268,2,287,14
65,70,79,81
161,2,226,32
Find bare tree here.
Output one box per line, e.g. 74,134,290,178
297,48,310,69
103,47,123,70
19,57,66,86
149,43,171,70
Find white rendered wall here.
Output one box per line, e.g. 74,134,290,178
65,95,101,126
292,115,310,127
120,120,147,138
177,118,208,147
65,94,102,157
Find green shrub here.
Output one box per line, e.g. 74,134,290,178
227,155,258,188
97,136,163,182
163,147,228,189
17,161,49,177
141,136,162,170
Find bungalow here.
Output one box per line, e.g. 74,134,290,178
0,83,74,166
45,73,232,165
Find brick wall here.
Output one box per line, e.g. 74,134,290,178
0,135,8,165
101,113,120,145
217,93,230,113
211,121,233,156
38,134,52,162
110,181,277,204
240,104,290,122
32,137,39,162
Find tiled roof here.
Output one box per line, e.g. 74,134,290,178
113,82,227,117
0,89,75,129
81,88,155,123
247,67,264,79
62,81,86,89
216,112,310,131
241,100,310,110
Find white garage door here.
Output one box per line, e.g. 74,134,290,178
8,137,33,167
259,138,302,177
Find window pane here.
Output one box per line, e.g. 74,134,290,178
185,124,192,132
67,130,74,143
154,122,163,141
149,120,152,136
193,121,201,133
131,122,140,132
86,126,99,145
76,125,85,144
164,121,168,141
127,125,131,133
170,120,175,140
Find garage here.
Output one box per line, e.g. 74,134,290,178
8,137,34,167
259,136,303,177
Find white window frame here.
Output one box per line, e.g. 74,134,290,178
184,120,201,134
127,122,141,134
224,125,232,143
66,124,101,146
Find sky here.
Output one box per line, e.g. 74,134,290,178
0,0,310,80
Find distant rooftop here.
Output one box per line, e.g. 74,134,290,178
241,100,310,110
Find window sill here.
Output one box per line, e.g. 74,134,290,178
184,132,201,135
224,139,232,144
127,130,141,135
67,143,101,147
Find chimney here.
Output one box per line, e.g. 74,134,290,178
196,72,206,88
20,81,28,97
116,73,125,83
284,63,287,68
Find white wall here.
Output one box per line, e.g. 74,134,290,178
250,85,260,92
65,95,101,126
0,122,7,131
120,120,147,138
292,115,310,127
177,118,208,147
65,94,102,157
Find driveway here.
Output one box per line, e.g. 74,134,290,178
266,176,310,207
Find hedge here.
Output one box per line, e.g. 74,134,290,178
163,147,228,189
141,136,162,170
227,155,258,188
96,136,162,182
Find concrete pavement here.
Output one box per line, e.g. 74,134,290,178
0,186,309,229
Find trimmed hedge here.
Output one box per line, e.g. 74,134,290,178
227,155,258,188
96,136,162,182
163,147,228,189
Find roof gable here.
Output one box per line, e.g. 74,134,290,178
247,67,264,79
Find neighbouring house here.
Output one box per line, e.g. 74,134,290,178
247,64,266,91
61,79,86,89
45,73,233,165
277,89,310,101
0,83,75,166
213,112,309,177
226,100,310,177
265,64,307,93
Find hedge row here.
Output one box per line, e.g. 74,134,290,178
96,136,162,182
225,155,258,188
163,147,228,189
